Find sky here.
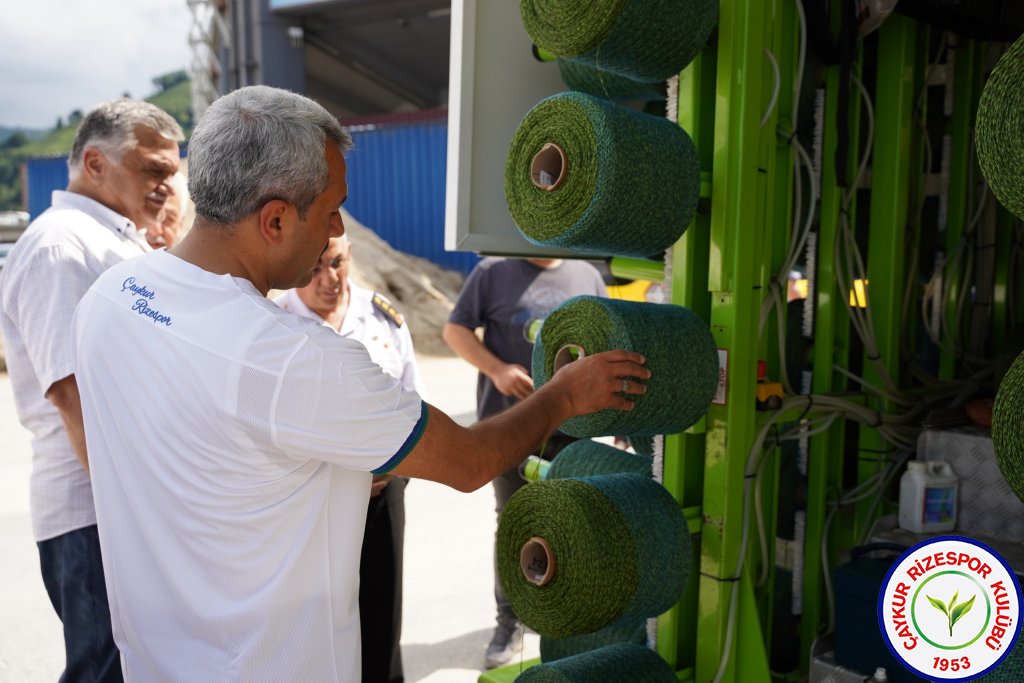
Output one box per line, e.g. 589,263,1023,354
0,0,193,129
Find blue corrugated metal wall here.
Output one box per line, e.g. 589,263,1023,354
344,120,478,274
24,119,478,275
25,156,68,221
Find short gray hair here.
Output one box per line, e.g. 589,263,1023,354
68,99,185,178
187,86,353,224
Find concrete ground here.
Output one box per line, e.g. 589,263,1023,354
0,354,540,682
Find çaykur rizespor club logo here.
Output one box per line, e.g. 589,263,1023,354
878,536,1022,680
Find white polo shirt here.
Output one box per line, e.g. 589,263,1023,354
0,190,149,541
275,283,426,396
73,249,426,682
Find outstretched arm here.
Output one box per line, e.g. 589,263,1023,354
391,349,648,491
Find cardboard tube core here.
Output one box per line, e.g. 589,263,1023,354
521,536,556,586
554,344,586,373
531,143,568,191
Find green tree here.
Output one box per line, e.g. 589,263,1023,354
1,132,29,150
152,70,189,93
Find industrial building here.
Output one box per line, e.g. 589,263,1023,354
24,1,1024,680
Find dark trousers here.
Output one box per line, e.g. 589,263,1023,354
37,524,122,683
359,476,407,683
492,433,577,624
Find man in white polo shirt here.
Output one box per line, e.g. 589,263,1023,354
276,233,423,683
72,85,649,682
0,99,183,682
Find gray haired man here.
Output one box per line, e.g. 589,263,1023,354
72,85,648,680
0,98,183,682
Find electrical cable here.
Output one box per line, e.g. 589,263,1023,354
831,365,915,407
791,0,807,136
750,393,923,589
819,451,911,632
755,413,839,587
899,66,938,362
820,505,838,632
713,15,977,683
858,452,912,545
761,48,781,129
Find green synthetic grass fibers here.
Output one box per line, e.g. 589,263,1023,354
520,0,719,83
975,636,1024,681
556,59,665,102
977,33,1024,221
497,474,691,639
532,296,718,438
539,621,647,663
515,642,677,682
545,439,653,479
994,349,1024,503
504,92,700,257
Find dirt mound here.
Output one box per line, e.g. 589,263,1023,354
343,209,464,357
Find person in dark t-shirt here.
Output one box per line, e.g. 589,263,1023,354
442,256,607,669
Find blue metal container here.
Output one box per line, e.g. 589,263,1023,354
344,114,478,275
23,114,476,274
24,156,68,221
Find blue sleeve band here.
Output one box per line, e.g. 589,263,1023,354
372,400,429,474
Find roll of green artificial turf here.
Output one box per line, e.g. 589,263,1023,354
556,59,665,102
539,621,647,663
532,296,718,438
545,439,653,479
515,642,677,682
994,349,1024,503
497,473,690,639
976,33,1024,221
504,92,700,257
520,0,719,83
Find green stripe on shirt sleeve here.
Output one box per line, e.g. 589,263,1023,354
372,401,429,474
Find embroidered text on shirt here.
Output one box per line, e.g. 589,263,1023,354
132,299,172,326
122,277,156,300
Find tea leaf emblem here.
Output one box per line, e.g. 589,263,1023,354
927,590,976,637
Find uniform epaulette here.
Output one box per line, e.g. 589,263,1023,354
372,292,405,327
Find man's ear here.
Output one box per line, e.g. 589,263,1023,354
81,148,106,184
258,200,291,245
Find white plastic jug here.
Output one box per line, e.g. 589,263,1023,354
898,460,959,533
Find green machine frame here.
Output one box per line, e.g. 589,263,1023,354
624,3,1018,682
650,4,1020,682
482,1,1021,681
